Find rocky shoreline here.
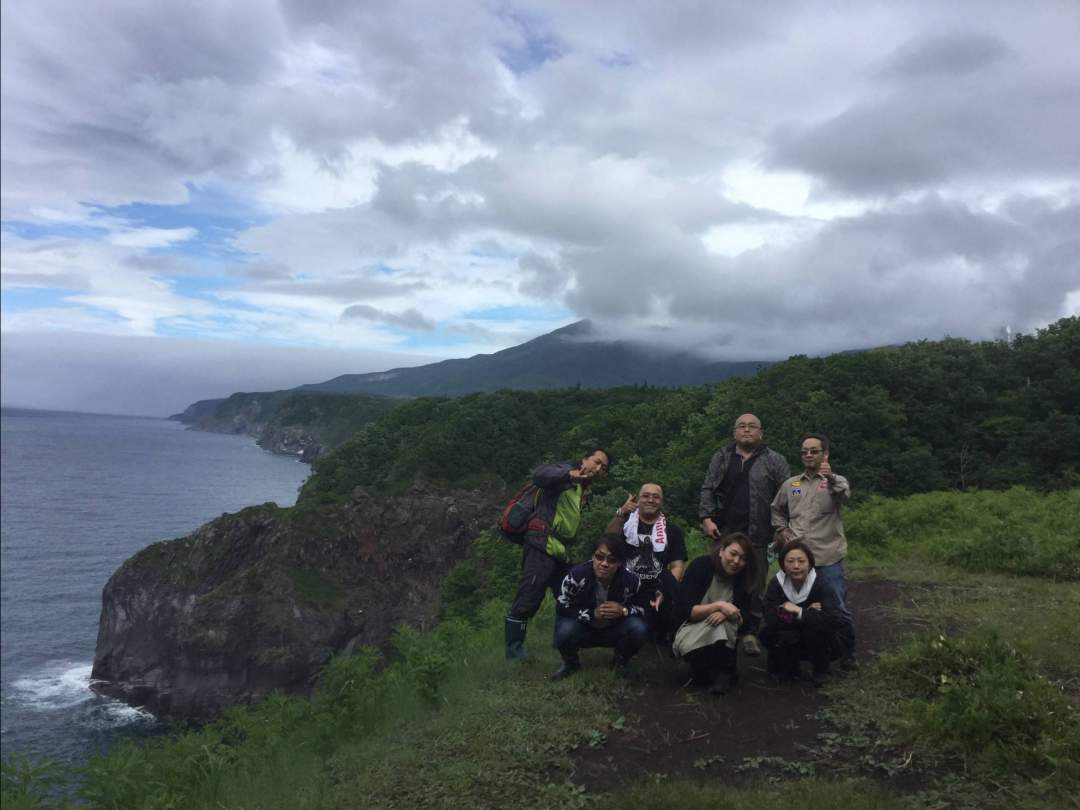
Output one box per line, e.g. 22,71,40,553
91,485,501,719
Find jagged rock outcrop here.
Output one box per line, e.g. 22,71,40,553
91,484,501,720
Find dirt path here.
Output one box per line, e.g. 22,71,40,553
570,576,915,789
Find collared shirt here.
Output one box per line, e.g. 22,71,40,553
770,470,851,566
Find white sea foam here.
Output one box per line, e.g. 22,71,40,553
101,701,155,725
10,661,158,729
11,662,93,709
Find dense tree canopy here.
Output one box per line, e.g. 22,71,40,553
301,317,1079,521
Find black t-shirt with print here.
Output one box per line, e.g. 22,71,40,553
625,520,686,587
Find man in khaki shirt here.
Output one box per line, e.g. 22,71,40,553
771,433,855,658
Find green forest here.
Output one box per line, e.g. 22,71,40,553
4,318,1078,809
305,316,1078,512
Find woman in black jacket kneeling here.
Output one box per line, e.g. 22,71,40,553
760,541,853,687
672,532,754,695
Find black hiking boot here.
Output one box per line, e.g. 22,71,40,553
710,670,737,695
504,617,527,662
551,659,580,681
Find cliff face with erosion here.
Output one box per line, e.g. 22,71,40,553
91,484,500,720
171,391,399,463
182,393,325,461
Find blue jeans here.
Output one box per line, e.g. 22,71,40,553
554,615,648,664
816,560,856,652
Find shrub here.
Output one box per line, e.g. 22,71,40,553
1,756,71,810
846,487,1080,580
880,628,1080,779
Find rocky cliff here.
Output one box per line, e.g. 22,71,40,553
91,484,501,719
170,390,399,463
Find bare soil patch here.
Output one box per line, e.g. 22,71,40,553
570,576,917,789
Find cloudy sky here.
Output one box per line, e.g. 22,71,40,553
2,1,1078,415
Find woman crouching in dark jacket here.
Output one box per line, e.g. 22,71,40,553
760,540,853,687
672,533,755,695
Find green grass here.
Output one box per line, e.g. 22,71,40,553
817,563,1080,808
5,488,1080,809
846,486,1080,580
10,603,622,810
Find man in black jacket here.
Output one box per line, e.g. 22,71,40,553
698,414,790,656
504,448,610,660
551,534,649,679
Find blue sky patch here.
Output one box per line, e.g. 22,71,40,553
2,220,110,241
498,8,563,75
90,184,265,261
1,287,80,311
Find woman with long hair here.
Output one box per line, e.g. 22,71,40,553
672,533,755,695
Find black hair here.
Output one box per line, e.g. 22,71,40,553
711,532,755,590
581,446,613,469
779,540,816,570
595,532,629,563
800,433,830,454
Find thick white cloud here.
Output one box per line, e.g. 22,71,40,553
2,0,1078,414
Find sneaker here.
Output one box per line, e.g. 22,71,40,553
741,635,762,656
550,661,580,681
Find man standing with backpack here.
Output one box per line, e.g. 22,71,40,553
504,448,610,661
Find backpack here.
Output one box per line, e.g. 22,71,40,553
498,482,549,543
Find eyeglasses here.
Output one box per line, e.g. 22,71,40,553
593,552,619,565
800,448,824,456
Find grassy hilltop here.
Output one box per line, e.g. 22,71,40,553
4,318,1078,809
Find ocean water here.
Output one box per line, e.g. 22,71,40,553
0,408,311,767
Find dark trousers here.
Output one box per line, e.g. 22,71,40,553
761,625,832,675
554,615,649,664
683,642,737,683
747,544,769,632
816,561,856,654
641,570,680,639
508,543,566,620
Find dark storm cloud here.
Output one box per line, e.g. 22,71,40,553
877,31,1013,79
